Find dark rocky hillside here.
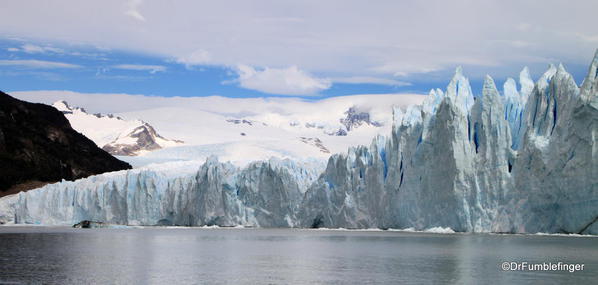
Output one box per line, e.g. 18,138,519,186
0,91,131,196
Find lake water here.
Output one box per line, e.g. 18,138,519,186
0,227,596,284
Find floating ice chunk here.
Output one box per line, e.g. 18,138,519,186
424,227,456,234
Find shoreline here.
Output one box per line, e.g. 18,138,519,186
1,224,596,238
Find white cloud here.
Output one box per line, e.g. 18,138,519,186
6,43,108,59
330,76,411,86
112,64,166,74
8,89,426,116
19,43,64,54
0,1,596,80
6,44,65,54
576,33,598,43
125,0,145,21
0,59,81,69
176,49,211,67
235,65,331,96
516,23,532,32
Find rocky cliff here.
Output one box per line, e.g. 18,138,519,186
0,91,131,196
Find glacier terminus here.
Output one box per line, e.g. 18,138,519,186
1,51,597,235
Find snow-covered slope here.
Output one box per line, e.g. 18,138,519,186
52,101,183,156
113,94,426,166
2,51,597,234
10,93,426,166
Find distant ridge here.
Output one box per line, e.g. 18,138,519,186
52,100,184,156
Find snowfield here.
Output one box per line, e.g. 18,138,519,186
14,92,426,165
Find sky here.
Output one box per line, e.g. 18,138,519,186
0,0,597,99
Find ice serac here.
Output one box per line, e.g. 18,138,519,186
1,52,597,234
502,67,533,149
496,53,598,234
298,55,597,234
298,73,513,231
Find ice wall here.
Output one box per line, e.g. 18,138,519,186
1,51,597,234
0,158,323,227
298,52,598,234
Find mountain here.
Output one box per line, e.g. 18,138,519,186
0,91,131,197
338,106,382,133
2,51,596,234
52,101,183,156
299,106,383,136
10,92,424,167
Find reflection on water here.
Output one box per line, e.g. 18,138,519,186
0,227,596,284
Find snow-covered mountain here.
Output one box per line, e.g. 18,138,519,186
113,95,426,167
8,93,425,167
52,101,183,156
339,106,382,133
2,51,597,234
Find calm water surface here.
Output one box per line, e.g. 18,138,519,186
0,227,596,284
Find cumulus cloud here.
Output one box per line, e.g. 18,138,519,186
112,64,166,74
234,65,331,96
0,59,81,69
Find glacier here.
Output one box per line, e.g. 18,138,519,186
0,158,324,227
1,51,597,234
